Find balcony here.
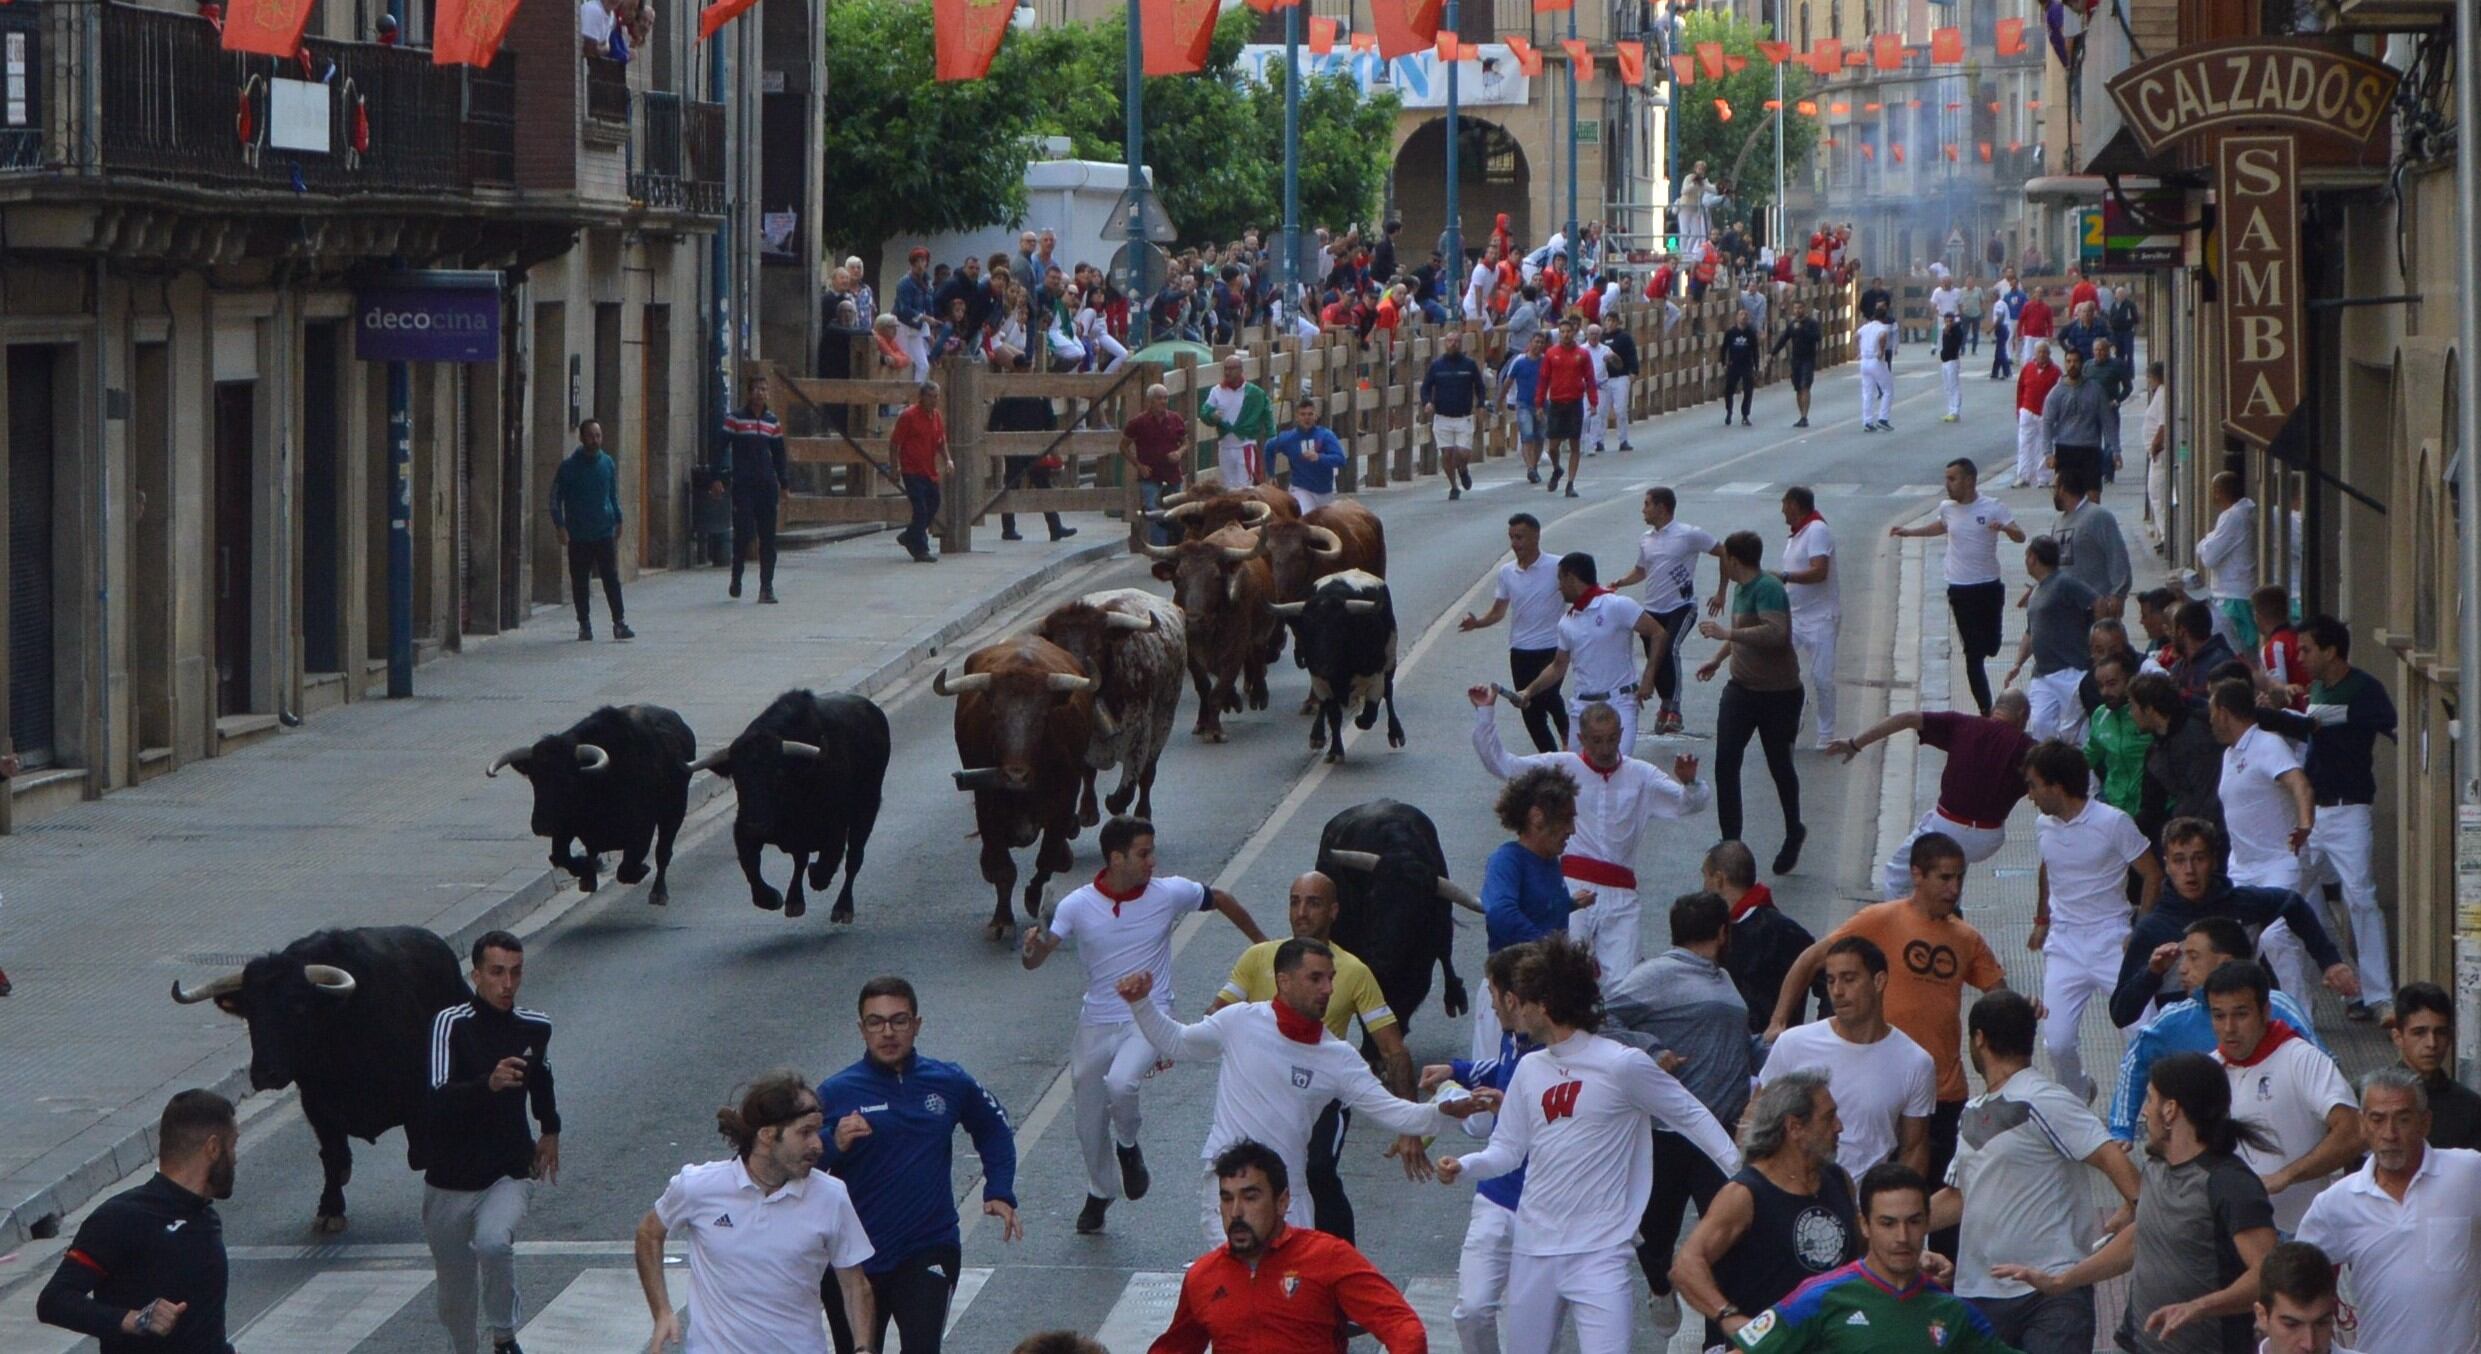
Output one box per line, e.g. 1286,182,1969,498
584,55,630,139
627,90,726,217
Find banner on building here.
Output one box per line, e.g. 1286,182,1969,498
355,272,502,364
933,0,1012,80
1237,43,1529,107
222,0,317,56
1141,0,1219,75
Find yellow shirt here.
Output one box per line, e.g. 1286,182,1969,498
1219,940,1397,1040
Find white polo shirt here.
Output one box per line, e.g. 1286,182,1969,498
1781,518,1839,619
1930,285,1961,318
2214,1033,2357,1231
1938,494,2017,587
652,1159,874,1354
2219,726,2305,883
2295,1146,2481,1354
1762,1019,1936,1181
1493,554,1566,651
2034,798,2150,934
1635,520,1720,615
1048,874,1210,1027
1556,591,1647,698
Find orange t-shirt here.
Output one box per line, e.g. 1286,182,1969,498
1826,900,2004,1102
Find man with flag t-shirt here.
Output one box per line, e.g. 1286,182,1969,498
1730,1162,2017,1352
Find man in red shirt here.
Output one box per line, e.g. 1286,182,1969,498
1151,1140,1426,1354
2013,286,2055,373
2067,267,2098,314
1534,320,1599,500
1121,383,1189,546
1646,258,1677,303
2012,343,2061,489
890,380,953,563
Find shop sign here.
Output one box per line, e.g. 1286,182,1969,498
2216,136,2300,448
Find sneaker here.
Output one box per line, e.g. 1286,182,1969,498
577,622,593,641
1460,466,1474,490
1880,421,1895,433
1117,1142,1151,1200
1449,485,1461,501
1660,708,1684,736
1525,468,1541,484
1648,1290,1683,1338
1586,446,1600,457
1076,1195,1111,1234
912,552,939,564
1619,441,1634,451
613,621,635,641
1051,526,1080,541
1594,441,1606,453
1547,467,1563,492
1001,530,1025,542
1861,422,1877,434
728,578,742,599
1772,824,1808,875
1794,417,1810,427
1564,484,1579,498
1942,413,1960,423
493,1341,524,1354
1724,414,1734,427
758,591,779,605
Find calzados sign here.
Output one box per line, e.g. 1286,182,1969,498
2106,40,2398,158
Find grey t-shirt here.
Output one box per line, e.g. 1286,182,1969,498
2055,500,2133,601
2121,1150,2275,1354
2028,572,2100,676
1947,1068,2117,1299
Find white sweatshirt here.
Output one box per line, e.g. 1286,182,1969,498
1472,705,1710,877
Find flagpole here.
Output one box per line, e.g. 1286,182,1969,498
1126,0,1150,345
1443,0,1462,318
1283,1,1303,323
1563,4,1577,280
1772,1,1784,254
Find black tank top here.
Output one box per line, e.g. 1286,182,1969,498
1706,1161,1860,1346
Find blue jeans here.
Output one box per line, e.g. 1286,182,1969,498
1139,479,1175,546
901,474,940,555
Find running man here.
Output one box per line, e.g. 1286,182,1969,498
1611,487,1726,737
1535,320,1599,499
1779,488,1841,747
1829,691,2037,900
1261,398,1348,516
1497,332,1552,487
1720,311,1761,427
1856,305,1895,432
1730,1164,2013,1351
1460,512,1569,752
1507,551,1663,755
1422,330,1488,500
2024,740,2163,1102
1889,458,2025,714
1772,300,1823,427
1197,354,1275,488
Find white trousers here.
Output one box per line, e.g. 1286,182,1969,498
1216,439,1261,488
1598,376,1631,445
1883,808,2009,900
1289,487,1336,516
2040,923,2132,1100
2019,334,2046,369
1566,691,1641,755
1941,358,1963,415
1071,1021,1158,1200
1564,881,1642,979
1505,1243,1637,1354
2016,408,2049,485
1453,1194,1517,1354
2027,667,2088,744
2146,450,2172,545
2297,803,2391,998
1793,614,1839,741
1859,360,1893,423
1090,333,1130,373
900,325,932,385
2236,857,2318,1003
423,1177,533,1354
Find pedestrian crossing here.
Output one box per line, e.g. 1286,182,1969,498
1707,480,1943,499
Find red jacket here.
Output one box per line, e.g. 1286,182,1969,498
2016,359,2062,416
2070,280,2098,313
1150,1226,1428,1354
1646,265,1676,301
2017,296,2055,338
1536,343,1600,408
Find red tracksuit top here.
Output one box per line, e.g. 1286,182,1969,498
1149,1226,1428,1354
1536,343,1600,408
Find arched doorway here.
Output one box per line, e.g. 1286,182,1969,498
1391,117,1531,268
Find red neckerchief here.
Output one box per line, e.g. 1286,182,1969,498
1568,584,1612,614
1728,882,1776,922
2226,1019,2303,1069
1272,999,1325,1045
1092,869,1145,916
1787,510,1825,538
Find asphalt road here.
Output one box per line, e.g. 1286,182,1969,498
3,352,2028,1354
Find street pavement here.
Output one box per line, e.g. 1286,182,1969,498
1,345,2349,1354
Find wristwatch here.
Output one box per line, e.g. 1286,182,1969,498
1716,1304,1744,1322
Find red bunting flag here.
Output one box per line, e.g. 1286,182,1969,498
1561,38,1593,81
1762,98,1782,110
1505,33,1542,75
933,0,1011,79
1908,98,1922,108
2027,98,2042,108
1987,100,2002,112
1533,0,1572,12
1942,143,1958,160
1724,54,1747,72
1824,136,1838,147
1243,0,1277,11
1435,29,1457,62
1350,31,1377,51
434,0,520,66
1930,27,1963,64
1695,40,1724,79
1996,17,2026,56
1669,52,1695,85
1892,142,1906,162
223,0,315,54
1844,51,1868,67
1713,98,1732,121
1795,99,1818,116
1756,40,1793,64
1864,101,1881,111
2008,139,2024,151
1860,143,1875,159
1459,42,1478,58
1809,39,1841,75
1369,0,1441,58
1945,100,1962,110
1307,15,1336,53
1141,0,1219,75
1615,40,1645,85
1871,33,1901,69
1830,101,1849,115
1978,141,1993,161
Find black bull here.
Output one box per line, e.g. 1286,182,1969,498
692,689,892,922
486,703,695,905
1314,800,1482,1032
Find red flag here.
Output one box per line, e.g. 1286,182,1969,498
1979,141,1993,161
1872,33,1901,69
1141,0,1219,75
1533,0,1572,12
1987,100,2002,113
1307,15,1336,53
1370,0,1442,58
1930,26,1962,64
1459,41,1478,58
1908,98,1922,108
1945,100,1962,110
1243,0,1278,11
933,0,1011,79
1996,17,2026,56
1892,142,1906,162
1349,31,1376,51
434,0,520,66
1506,33,1542,75
1762,98,1782,110
1695,40,1724,79
1795,99,1817,115
2026,98,2042,108
2008,139,2024,151
1435,28,1457,62
1615,40,1644,85
1943,143,1959,160
1845,51,1868,67
1724,54,1747,72
1756,40,1793,64
1863,101,1881,111
1713,98,1732,121
1860,143,1875,159
1561,38,1593,82
1809,39,1841,75
1824,137,1838,147
223,0,315,54
1830,101,1849,115
1669,53,1695,86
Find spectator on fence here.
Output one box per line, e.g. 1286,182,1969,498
984,288,1031,371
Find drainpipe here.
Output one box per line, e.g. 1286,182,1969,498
708,27,728,469
2454,0,2481,1080
91,257,109,793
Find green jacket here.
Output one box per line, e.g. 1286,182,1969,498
2085,700,2155,817
1197,380,1275,446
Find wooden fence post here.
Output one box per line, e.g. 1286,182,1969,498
941,358,980,554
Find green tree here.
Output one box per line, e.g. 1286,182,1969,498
1669,9,1817,221
1247,65,1399,241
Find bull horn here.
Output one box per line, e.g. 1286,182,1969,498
1218,528,1266,562
303,965,358,997
686,749,730,774
933,669,994,696
1161,500,1206,521
1103,610,1158,632
170,972,245,1005
1324,849,1382,873
1305,525,1344,558
1436,877,1485,914
1046,672,1100,694
779,740,822,760
1240,500,1273,526
1159,488,1196,508
1267,601,1307,617
1135,539,1182,561
1092,705,1119,737
1341,599,1383,615
574,743,611,773
484,747,531,778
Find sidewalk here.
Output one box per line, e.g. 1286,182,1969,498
0,515,1130,1247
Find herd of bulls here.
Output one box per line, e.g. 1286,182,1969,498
163,484,1473,1232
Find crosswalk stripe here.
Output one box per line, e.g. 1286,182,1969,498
0,1282,87,1354
885,1266,994,1353
1811,484,1861,498
1713,481,1773,495
234,1270,432,1352
1093,1269,1186,1354
1891,484,1941,499
519,1267,688,1354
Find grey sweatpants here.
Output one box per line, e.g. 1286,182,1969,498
423,1176,532,1353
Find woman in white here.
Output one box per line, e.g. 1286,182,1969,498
1073,291,1129,373
1043,290,1088,372
983,288,1028,370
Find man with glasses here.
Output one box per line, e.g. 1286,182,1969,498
813,977,1021,1354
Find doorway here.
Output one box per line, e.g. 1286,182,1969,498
7,345,57,766
301,328,343,674
132,342,173,760
213,381,256,717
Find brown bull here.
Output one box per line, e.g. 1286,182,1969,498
1263,499,1389,605
932,635,1100,939
1138,524,1276,743
1150,482,1296,541
1033,589,1185,825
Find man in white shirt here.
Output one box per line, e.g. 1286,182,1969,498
1760,935,1937,1180
2252,1240,2371,1354
2142,363,2171,552
1584,324,1620,456
1435,935,1740,1354
578,0,616,55
2206,961,2363,1232
1460,513,1570,753
1856,306,1896,431
1889,457,2025,714
1198,355,1270,488
1930,991,2141,1354
1464,247,1498,324
2294,1069,2481,1354
1778,488,1840,746
1119,943,1482,1245
1508,551,1664,755
1469,685,1708,978
1610,486,1725,737
1019,815,1267,1234
1930,278,1961,327
2210,679,2314,893
2195,471,2260,647
2025,741,2164,1102
636,1074,875,1354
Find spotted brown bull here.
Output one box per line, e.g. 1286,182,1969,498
934,635,1100,939
1138,523,1277,743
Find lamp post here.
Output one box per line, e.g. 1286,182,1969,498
1283,1,1303,320
1563,3,1578,277
1443,0,1462,318
1125,0,1150,343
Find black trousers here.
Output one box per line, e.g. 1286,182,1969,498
1927,1099,1965,1258
901,474,941,556
1509,647,1568,753
999,459,1065,538
1723,366,1756,420
1636,1126,1731,1295
1644,605,1696,710
1947,580,2006,715
731,488,779,592
1714,682,1803,843
566,536,624,625
825,1243,961,1354
1307,1100,1354,1243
